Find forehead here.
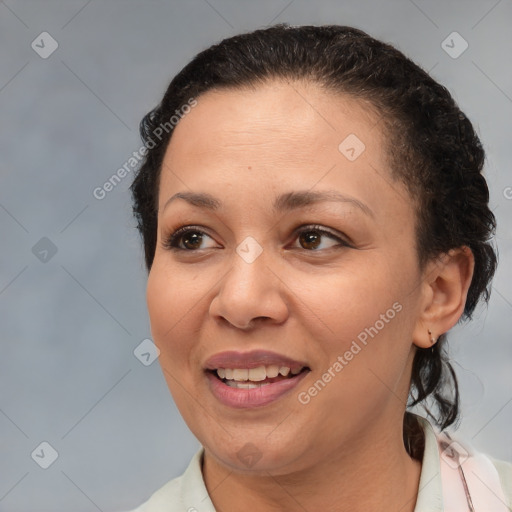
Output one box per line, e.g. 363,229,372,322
158,80,410,224
166,80,382,162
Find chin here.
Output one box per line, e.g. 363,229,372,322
201,429,313,475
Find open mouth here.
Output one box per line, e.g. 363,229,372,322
207,365,310,389
203,351,311,408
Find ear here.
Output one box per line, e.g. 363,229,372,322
412,246,475,349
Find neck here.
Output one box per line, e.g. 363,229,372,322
202,416,423,512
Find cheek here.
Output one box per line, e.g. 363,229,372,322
146,261,207,421
146,265,173,341
146,260,202,367
289,255,416,391
287,261,400,346
293,281,410,430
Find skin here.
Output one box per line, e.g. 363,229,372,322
146,80,474,512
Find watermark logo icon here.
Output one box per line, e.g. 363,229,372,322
236,236,263,264
32,237,58,263
338,134,366,161
31,441,59,469
441,32,468,59
134,339,160,366
236,442,263,468
440,439,469,469
31,32,59,59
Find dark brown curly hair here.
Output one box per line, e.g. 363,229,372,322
130,24,497,452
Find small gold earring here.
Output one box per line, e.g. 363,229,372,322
428,329,436,345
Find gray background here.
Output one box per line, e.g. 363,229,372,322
0,1,511,510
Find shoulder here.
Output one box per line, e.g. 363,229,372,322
438,430,512,508
488,455,512,505
415,414,512,511
124,447,215,512
126,477,183,512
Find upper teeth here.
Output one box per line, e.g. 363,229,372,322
216,365,303,381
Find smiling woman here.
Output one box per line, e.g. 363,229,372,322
126,24,511,512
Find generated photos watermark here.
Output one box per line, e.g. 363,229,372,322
298,301,403,405
92,97,198,200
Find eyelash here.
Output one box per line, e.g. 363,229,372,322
163,224,351,252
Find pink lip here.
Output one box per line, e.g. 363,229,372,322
205,369,309,409
204,350,310,409
203,350,308,371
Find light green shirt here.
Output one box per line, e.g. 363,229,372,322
128,417,512,511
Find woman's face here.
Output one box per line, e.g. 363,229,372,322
147,80,427,474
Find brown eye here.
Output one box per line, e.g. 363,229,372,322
293,225,349,251
180,231,204,250
164,226,217,251
299,230,322,250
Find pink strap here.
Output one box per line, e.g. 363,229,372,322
438,432,508,511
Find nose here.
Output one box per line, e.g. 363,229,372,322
208,249,289,330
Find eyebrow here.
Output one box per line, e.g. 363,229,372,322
163,190,374,217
